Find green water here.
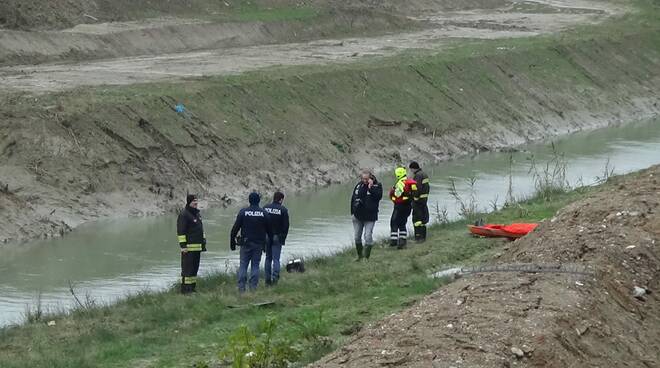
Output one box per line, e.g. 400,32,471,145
1,118,659,326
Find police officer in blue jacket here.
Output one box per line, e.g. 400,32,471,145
264,191,289,286
230,192,273,292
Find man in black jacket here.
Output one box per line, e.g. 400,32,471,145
350,170,383,260
409,161,430,242
230,192,272,292
176,194,206,294
264,191,289,286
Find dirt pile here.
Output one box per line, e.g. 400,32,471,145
312,166,660,367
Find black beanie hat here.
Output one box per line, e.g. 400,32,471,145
409,161,420,170
248,192,260,205
186,194,198,206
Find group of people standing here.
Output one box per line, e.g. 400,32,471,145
177,191,289,294
351,161,430,260
175,162,429,293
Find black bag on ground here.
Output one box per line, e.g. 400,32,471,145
286,259,305,273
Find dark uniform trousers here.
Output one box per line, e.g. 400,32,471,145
390,203,412,248
181,251,201,293
412,199,430,242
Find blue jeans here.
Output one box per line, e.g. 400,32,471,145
265,236,282,284
238,242,263,292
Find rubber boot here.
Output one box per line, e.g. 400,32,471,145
363,245,372,260
389,234,398,247
415,225,427,243
265,278,272,287
414,226,423,243
397,237,407,249
355,242,363,261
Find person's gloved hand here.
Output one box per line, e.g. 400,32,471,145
230,242,236,251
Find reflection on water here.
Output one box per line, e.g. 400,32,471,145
1,118,659,326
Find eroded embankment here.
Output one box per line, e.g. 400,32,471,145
0,9,415,66
313,165,660,368
1,31,660,244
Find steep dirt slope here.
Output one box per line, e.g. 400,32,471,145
0,9,416,67
0,0,617,67
1,33,659,244
0,0,509,30
313,165,660,367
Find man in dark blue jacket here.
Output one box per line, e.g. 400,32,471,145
263,191,289,286
230,192,272,292
350,170,383,260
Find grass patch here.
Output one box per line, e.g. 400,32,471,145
0,185,598,367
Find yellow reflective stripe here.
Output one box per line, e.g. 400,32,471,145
414,221,423,227
402,196,409,200
422,178,430,184
183,276,197,284
391,196,397,201
177,235,187,243
411,184,418,191
394,179,405,197
419,194,429,198
414,197,420,200
186,244,203,251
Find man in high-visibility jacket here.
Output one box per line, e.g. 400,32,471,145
177,194,207,294
388,167,417,249
409,161,430,242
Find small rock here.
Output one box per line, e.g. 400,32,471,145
633,286,647,299
446,323,454,329
626,245,636,250
575,281,584,287
521,345,534,354
575,323,589,336
511,347,525,358
47,320,56,327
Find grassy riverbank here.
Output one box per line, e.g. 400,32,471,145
0,181,604,367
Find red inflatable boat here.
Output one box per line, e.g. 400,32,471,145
468,223,538,239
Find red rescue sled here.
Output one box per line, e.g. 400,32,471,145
468,223,538,239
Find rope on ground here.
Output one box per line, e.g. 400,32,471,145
431,263,595,279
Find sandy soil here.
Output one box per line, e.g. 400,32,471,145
312,165,660,367
0,0,623,94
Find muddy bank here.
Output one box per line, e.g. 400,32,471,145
312,165,660,368
0,0,621,81
0,9,417,67
1,30,660,244
0,0,509,31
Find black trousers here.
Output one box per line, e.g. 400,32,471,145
412,200,429,241
181,251,201,294
390,204,412,246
